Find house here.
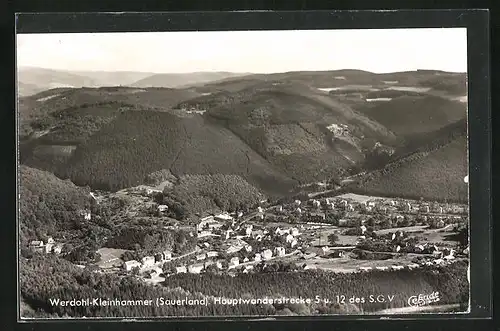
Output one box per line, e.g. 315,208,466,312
244,245,252,252
156,205,168,213
275,247,286,257
214,213,233,222
29,240,44,252
245,225,253,237
415,244,425,252
162,250,172,260
176,266,187,274
216,261,223,269
360,225,367,234
123,260,141,271
277,205,283,212
407,263,420,269
312,200,321,208
79,210,91,221
375,266,389,271
254,253,262,262
359,266,372,271
291,228,300,236
321,246,329,255
207,251,219,258
52,244,63,254
395,245,401,253
290,239,298,248
294,200,302,206
286,234,294,243
188,263,204,274
434,259,445,265
225,230,233,240
338,219,348,227
196,253,207,261
296,207,302,214
257,206,264,213
436,220,445,228
243,257,249,263
141,256,155,268
262,249,273,260
230,257,240,267
237,211,244,218
44,243,54,254
391,265,404,270
47,237,55,244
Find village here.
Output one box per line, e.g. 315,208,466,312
28,188,469,282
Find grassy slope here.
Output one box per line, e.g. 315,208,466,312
354,135,468,202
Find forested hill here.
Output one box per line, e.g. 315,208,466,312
352,133,468,203
19,70,467,200
19,165,91,243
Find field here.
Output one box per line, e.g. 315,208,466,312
96,247,130,269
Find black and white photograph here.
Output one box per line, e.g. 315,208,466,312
17,27,470,319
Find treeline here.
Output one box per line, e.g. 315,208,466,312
19,255,278,318
166,261,469,313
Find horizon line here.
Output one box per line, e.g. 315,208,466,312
17,65,467,76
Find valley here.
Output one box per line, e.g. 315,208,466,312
18,68,469,317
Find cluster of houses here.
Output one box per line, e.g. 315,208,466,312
272,197,468,218
29,237,64,254
122,249,173,272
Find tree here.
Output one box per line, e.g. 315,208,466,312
328,233,339,245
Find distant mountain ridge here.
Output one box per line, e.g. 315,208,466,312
18,69,468,201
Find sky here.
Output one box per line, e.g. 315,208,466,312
16,28,467,74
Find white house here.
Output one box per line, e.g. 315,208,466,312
257,206,264,213
243,257,249,263
52,244,63,254
360,225,367,234
207,251,219,258
230,257,240,267
296,207,302,214
123,260,141,271
44,243,53,254
176,266,187,273
158,204,169,212
245,225,253,237
162,250,172,260
141,256,155,268
215,213,234,222
196,253,207,261
286,234,294,243
254,253,262,262
47,237,55,244
391,265,404,270
244,245,253,252
262,249,273,260
188,263,204,274
290,228,300,236
312,200,321,208
294,200,302,206
376,266,389,271
290,239,298,248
